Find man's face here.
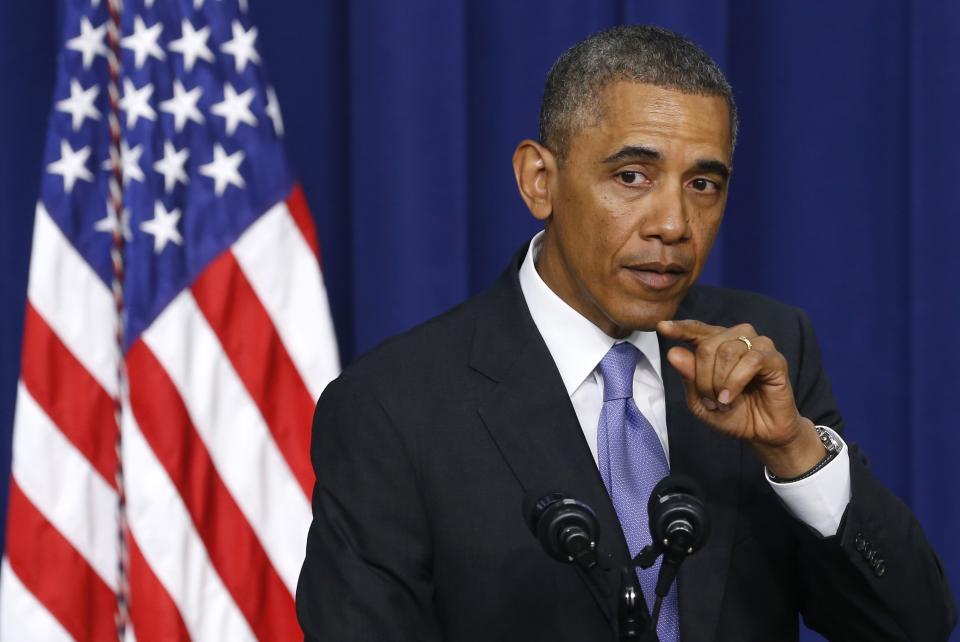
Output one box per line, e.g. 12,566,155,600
536,81,732,337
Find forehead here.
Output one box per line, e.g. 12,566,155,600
571,81,732,164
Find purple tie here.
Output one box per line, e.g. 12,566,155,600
597,342,679,642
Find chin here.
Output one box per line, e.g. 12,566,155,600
616,299,681,332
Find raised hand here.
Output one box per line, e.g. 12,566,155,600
657,319,827,479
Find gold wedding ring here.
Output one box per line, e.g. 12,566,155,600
736,336,753,351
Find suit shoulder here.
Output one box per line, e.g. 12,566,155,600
336,288,492,387
685,284,808,328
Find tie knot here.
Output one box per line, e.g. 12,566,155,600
598,342,641,401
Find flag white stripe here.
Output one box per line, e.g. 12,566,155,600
0,557,75,642
11,382,118,591
27,203,118,398
122,400,256,642
142,291,311,595
232,201,340,402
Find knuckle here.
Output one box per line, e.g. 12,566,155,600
717,342,739,360
695,343,713,361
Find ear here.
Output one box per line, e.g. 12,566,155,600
512,140,557,222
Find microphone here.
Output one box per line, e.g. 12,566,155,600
522,491,600,570
524,486,706,642
636,474,710,628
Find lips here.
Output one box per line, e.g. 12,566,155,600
622,262,688,291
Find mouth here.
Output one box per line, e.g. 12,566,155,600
622,262,689,291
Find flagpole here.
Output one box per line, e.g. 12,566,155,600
104,0,129,638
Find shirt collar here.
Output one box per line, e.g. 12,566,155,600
518,231,662,396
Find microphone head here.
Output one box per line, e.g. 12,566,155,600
648,474,710,556
521,490,599,563
522,490,565,534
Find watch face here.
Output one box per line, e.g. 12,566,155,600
815,426,840,454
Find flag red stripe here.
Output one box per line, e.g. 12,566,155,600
19,302,117,488
285,184,321,262
126,341,301,641
128,533,191,642
191,250,315,497
5,480,116,641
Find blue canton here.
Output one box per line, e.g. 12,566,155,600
41,0,293,347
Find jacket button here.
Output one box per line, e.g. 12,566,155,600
854,533,866,552
874,560,886,577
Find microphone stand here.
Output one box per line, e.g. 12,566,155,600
618,568,659,641
617,529,694,641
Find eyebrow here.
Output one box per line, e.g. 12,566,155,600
695,159,731,181
601,145,731,181
601,145,662,164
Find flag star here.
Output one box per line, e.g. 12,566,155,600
168,19,214,72
160,80,204,132
66,17,108,69
220,20,260,73
56,79,101,131
94,207,133,241
210,83,257,135
47,140,93,193
140,201,183,253
193,0,204,9
120,79,156,127
120,141,146,183
121,16,165,69
238,0,248,11
199,144,245,195
102,141,146,184
265,86,284,137
153,141,189,193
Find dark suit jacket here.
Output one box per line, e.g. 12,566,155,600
297,247,956,641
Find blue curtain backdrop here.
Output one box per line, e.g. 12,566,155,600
1,1,958,639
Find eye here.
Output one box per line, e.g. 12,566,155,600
689,177,720,193
617,170,649,186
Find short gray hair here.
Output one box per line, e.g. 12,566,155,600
539,25,738,160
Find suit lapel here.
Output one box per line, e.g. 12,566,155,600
470,255,632,623
661,291,742,642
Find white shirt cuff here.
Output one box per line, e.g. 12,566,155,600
765,427,851,537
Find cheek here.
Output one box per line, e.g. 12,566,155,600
556,182,637,275
597,216,634,253
688,207,724,262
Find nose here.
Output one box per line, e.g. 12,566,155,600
640,182,691,244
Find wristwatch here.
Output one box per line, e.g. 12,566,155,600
768,425,842,484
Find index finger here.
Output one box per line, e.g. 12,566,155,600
656,319,725,344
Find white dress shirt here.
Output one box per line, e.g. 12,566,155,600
518,231,851,537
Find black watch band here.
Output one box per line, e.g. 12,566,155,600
768,425,842,484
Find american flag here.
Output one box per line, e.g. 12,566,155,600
0,0,339,639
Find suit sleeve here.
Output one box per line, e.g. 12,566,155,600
789,309,957,641
295,376,442,642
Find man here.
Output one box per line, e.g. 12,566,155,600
297,26,956,641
